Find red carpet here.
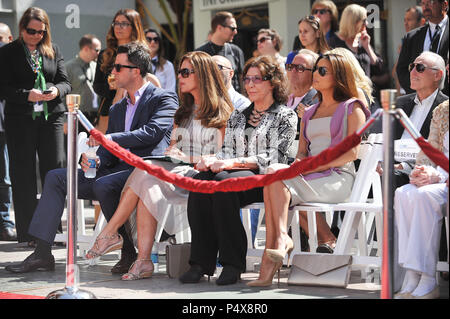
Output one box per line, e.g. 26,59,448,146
0,291,45,299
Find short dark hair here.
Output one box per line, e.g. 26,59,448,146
406,6,424,23
211,11,234,32
117,42,151,77
79,34,97,49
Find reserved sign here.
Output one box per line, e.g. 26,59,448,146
394,139,421,162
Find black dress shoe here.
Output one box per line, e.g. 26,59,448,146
216,266,241,285
0,228,17,241
5,252,55,273
179,265,205,283
111,254,136,274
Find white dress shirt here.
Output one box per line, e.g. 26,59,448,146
423,15,448,52
401,89,439,140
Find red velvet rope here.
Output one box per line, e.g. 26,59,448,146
90,129,362,193
415,137,449,173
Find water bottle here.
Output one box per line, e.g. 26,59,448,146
151,243,159,272
84,146,97,178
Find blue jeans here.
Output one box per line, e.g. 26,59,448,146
0,132,13,230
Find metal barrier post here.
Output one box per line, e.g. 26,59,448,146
380,89,397,299
46,94,96,299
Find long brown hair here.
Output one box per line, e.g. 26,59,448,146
314,53,359,103
100,9,147,74
174,51,233,129
18,7,54,59
298,16,330,54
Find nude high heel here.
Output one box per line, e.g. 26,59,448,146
265,236,294,266
247,260,283,288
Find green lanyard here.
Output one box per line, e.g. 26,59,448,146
22,41,48,120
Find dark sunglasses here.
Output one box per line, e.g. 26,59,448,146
243,75,272,85
312,9,331,15
222,25,238,32
112,21,131,29
91,47,100,53
26,28,46,36
217,64,232,71
408,62,439,73
113,63,139,72
313,66,330,77
146,36,159,43
256,36,271,44
178,68,195,78
285,63,313,73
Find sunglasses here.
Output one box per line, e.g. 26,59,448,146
26,28,46,36
91,47,100,53
408,62,439,73
112,21,132,29
217,64,232,71
222,25,238,32
285,63,313,73
113,63,139,72
256,36,271,44
243,75,272,85
178,68,195,78
146,36,159,43
312,9,331,15
313,66,330,77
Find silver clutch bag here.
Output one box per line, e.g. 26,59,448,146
288,254,352,288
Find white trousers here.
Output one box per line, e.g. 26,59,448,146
394,183,448,277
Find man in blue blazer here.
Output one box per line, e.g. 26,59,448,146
5,42,179,274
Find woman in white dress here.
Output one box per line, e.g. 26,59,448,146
145,28,176,93
247,52,369,287
85,51,233,280
394,100,449,299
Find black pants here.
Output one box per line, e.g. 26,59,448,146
5,112,65,242
187,169,263,275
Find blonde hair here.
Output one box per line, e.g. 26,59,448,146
338,4,367,39
329,47,374,104
311,0,339,31
175,51,233,129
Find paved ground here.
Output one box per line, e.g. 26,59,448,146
0,204,448,303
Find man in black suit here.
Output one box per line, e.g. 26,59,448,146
380,51,448,187
397,0,448,96
5,42,179,274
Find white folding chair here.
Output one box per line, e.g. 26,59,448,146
290,134,384,280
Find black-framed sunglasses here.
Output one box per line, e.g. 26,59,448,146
312,9,331,15
26,28,46,36
112,21,132,29
256,36,271,44
243,74,272,85
408,62,439,73
285,63,313,73
146,36,160,43
313,66,330,77
178,68,195,78
222,25,238,32
113,64,139,72
217,64,232,71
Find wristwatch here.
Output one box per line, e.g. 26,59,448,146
237,157,246,168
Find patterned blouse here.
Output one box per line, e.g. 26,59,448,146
416,99,449,167
216,103,297,173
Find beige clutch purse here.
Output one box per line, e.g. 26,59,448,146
288,254,352,288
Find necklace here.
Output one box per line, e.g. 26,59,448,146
248,109,266,126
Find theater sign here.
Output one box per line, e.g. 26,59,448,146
200,0,270,11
